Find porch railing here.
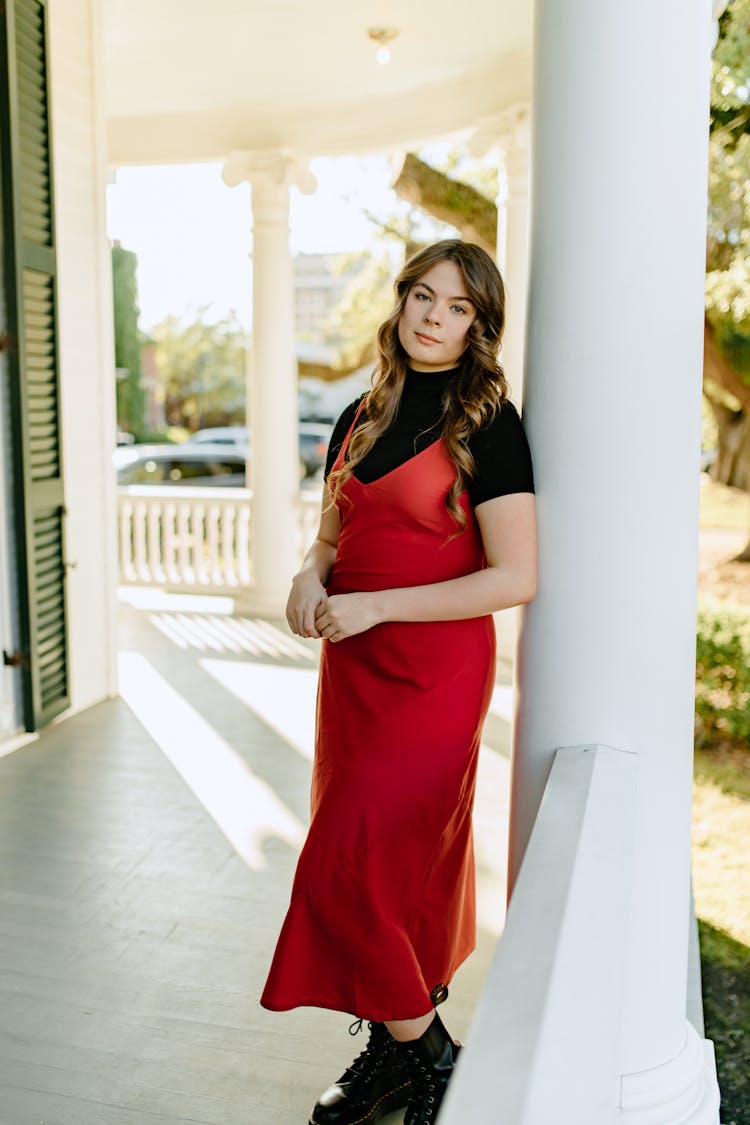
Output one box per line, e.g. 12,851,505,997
117,486,322,593
439,744,638,1125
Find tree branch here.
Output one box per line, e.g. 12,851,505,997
703,318,750,412
392,154,497,256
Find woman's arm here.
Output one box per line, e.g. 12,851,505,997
286,484,341,638
314,492,537,641
379,491,537,620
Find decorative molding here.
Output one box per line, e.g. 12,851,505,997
221,149,316,194
469,101,531,159
619,1022,720,1125
469,103,530,204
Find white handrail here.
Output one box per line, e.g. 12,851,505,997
440,745,637,1125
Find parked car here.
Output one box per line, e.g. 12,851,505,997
114,443,247,487
298,422,334,478
187,423,333,479
187,426,249,449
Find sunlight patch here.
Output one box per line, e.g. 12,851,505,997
118,651,305,869
200,659,317,762
489,683,513,722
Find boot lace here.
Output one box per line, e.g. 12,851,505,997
403,1048,440,1124
345,1020,393,1087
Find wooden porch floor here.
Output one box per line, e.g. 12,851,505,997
0,591,512,1125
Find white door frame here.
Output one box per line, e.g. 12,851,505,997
0,341,22,741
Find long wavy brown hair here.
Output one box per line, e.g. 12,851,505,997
329,239,509,529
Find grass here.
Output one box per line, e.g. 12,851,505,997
695,744,750,803
693,745,750,1125
699,920,750,1125
695,496,750,1122
700,476,750,530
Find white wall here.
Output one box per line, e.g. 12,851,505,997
48,0,118,711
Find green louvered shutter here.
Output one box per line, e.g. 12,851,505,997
1,0,69,730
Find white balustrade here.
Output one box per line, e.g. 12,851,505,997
117,485,324,594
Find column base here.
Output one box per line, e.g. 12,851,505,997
620,1022,720,1125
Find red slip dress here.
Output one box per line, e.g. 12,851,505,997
260,407,496,1021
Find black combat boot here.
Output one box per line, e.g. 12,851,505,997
397,1012,461,1125
309,1020,411,1125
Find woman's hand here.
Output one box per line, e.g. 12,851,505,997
314,592,381,643
286,571,328,638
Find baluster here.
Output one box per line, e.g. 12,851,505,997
191,504,205,589
133,499,148,581
164,500,179,584
207,501,221,586
118,496,135,583
222,501,237,589
238,499,251,585
177,501,191,585
147,499,164,584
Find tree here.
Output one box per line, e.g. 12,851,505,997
704,0,750,557
322,251,398,373
151,308,249,430
112,244,145,436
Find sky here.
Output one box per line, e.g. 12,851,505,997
105,155,401,333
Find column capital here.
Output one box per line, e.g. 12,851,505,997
221,149,317,195
471,104,531,202
469,102,531,159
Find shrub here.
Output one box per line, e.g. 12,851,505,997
696,600,750,747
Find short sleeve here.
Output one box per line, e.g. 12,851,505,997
323,395,366,479
467,401,535,507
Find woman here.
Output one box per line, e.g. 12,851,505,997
261,240,537,1125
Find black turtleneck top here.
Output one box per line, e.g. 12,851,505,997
324,367,534,508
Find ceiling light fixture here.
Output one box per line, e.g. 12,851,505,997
368,26,399,65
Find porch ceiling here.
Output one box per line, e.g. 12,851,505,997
103,0,533,165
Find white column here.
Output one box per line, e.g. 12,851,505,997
502,111,531,404
472,106,531,666
222,151,315,615
471,104,531,400
511,2,719,1122
495,162,509,276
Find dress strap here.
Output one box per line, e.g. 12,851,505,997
331,395,368,473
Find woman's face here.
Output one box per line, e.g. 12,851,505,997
397,259,477,372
